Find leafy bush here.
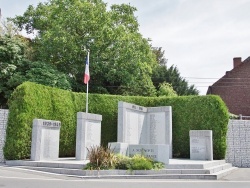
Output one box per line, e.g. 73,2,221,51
115,154,131,170
4,82,229,160
128,155,153,170
152,161,165,170
85,149,164,171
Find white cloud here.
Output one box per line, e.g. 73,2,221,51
1,0,250,95
129,0,250,94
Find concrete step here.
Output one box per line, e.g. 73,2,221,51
166,159,226,169
214,167,238,179
11,165,237,180
6,158,226,170
6,159,87,169
5,158,237,180
7,160,229,174
206,163,233,174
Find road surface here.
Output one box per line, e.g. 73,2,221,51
1,165,250,188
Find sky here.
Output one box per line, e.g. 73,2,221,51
1,0,250,95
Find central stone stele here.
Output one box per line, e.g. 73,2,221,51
109,101,172,164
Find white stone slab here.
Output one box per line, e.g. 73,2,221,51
75,112,102,160
31,119,61,161
108,142,129,156
0,109,9,163
190,130,213,161
118,102,147,144
117,101,172,158
147,106,172,158
128,144,169,164
147,112,166,144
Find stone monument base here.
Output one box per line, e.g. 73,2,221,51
109,142,169,164
108,142,129,156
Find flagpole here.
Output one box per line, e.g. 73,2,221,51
86,50,90,114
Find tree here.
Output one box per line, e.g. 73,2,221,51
0,35,71,108
11,0,157,96
0,35,28,107
0,17,19,37
157,82,177,97
152,47,199,96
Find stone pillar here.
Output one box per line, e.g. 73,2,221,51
75,112,102,160
0,109,9,163
31,119,61,161
190,130,213,161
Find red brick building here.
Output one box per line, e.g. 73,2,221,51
207,57,250,116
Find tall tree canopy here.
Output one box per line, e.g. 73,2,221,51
12,0,157,96
0,26,71,107
152,47,199,95
1,0,198,109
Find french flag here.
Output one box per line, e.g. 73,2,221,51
83,52,90,84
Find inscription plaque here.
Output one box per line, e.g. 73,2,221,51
148,113,166,144
128,144,169,164
31,119,61,161
117,101,172,158
190,130,213,160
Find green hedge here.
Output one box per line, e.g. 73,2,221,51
4,82,229,160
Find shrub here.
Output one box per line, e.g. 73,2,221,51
4,82,229,160
115,154,131,170
85,146,164,171
128,155,153,170
85,145,116,170
152,161,165,170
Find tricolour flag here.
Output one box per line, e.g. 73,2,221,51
83,52,90,84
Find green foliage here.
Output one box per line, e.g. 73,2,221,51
12,0,157,97
4,82,228,160
115,154,164,170
6,60,72,92
4,82,77,159
0,35,29,107
157,82,177,97
152,47,199,96
4,0,198,100
114,154,131,170
115,152,164,170
152,161,165,170
85,147,164,170
0,35,71,107
166,95,229,159
85,145,116,170
128,154,153,170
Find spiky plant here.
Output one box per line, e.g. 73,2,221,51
86,145,117,170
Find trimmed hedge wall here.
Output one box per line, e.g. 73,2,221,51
4,82,229,160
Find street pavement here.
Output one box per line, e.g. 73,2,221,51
221,168,250,181
1,164,250,188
